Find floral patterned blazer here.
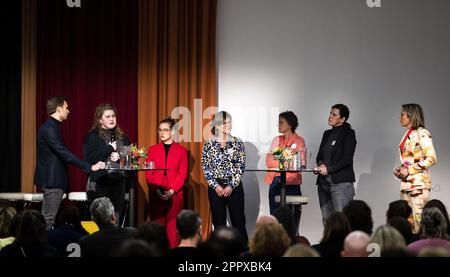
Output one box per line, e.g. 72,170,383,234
399,127,437,191
201,136,246,189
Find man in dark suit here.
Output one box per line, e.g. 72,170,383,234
315,104,357,225
79,197,134,257
34,96,105,230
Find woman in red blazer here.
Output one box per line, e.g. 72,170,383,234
145,118,188,248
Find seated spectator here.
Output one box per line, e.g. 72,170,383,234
170,209,202,257
343,200,374,235
115,239,161,257
294,235,311,246
418,246,450,257
312,212,351,257
423,199,450,236
407,207,450,254
370,225,406,256
0,206,17,249
249,222,291,257
197,226,247,258
47,200,88,256
386,200,412,221
0,210,59,257
255,215,278,228
387,216,417,244
283,243,320,257
135,222,170,257
79,197,134,257
341,231,370,257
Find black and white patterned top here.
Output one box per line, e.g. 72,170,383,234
201,136,246,189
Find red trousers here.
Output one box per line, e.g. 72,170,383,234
148,190,184,248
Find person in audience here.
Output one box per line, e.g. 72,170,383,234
135,221,170,257
83,103,130,222
370,225,407,256
170,209,202,257
341,231,371,257
423,199,450,236
0,210,59,257
114,239,161,257
394,103,437,233
407,207,450,254
265,111,305,234
387,216,416,244
146,117,188,248
47,200,88,256
343,200,374,235
79,197,133,257
0,206,17,250
197,226,247,258
283,243,320,257
35,96,105,230
417,247,450,257
315,104,357,224
312,211,351,257
249,222,291,257
255,215,278,228
386,200,412,221
202,111,247,242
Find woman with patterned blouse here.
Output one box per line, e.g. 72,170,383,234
201,111,248,242
394,103,437,233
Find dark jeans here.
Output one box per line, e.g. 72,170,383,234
42,187,64,230
269,176,302,235
208,180,248,242
318,176,355,225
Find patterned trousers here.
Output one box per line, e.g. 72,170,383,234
400,188,430,233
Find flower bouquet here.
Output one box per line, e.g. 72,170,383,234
272,146,294,170
130,143,148,169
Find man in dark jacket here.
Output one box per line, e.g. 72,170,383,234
34,96,105,230
79,197,134,257
315,104,357,225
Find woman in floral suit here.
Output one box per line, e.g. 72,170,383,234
202,111,247,242
394,103,437,233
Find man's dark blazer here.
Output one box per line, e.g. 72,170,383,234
79,224,134,257
316,123,357,185
34,117,91,190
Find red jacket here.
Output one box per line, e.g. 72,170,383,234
145,142,188,193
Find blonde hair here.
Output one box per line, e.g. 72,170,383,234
249,222,291,257
402,103,425,129
370,225,406,253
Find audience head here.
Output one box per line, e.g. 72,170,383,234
370,225,406,255
320,212,351,245
283,243,320,257
249,222,291,257
343,200,374,235
256,215,278,227
114,239,162,257
419,207,448,239
176,209,202,241
201,226,247,257
135,222,170,256
90,197,115,227
387,216,414,244
341,231,371,257
423,199,450,235
0,206,17,238
386,200,412,221
15,209,47,245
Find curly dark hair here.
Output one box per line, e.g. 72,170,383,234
279,111,299,132
343,200,374,235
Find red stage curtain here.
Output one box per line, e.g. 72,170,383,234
36,0,138,191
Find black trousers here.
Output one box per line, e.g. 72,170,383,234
208,180,248,242
90,174,126,221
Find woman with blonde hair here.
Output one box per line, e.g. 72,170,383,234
394,103,437,233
